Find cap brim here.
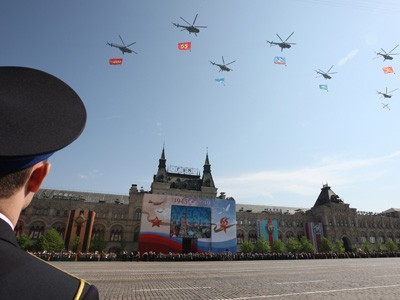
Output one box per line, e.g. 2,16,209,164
0,67,86,158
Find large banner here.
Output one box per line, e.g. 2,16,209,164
257,219,278,246
305,222,324,253
139,194,236,254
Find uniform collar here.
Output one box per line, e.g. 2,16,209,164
0,212,14,230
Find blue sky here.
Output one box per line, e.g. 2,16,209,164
2,0,400,212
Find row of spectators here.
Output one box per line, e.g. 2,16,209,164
32,250,400,262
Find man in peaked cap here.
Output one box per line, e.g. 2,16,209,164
0,67,99,299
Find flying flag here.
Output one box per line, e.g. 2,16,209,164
383,66,394,74
319,84,328,91
274,56,286,65
109,58,123,65
178,42,191,51
215,78,225,85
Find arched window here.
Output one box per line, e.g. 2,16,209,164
248,230,257,244
29,223,45,240
286,231,294,239
91,225,106,240
237,230,244,245
52,222,65,238
369,233,376,244
110,226,123,242
134,208,142,221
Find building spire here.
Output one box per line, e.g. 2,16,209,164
202,150,215,188
154,144,167,182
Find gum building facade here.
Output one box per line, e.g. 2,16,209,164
17,148,400,252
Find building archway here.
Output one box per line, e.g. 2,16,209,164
342,236,352,252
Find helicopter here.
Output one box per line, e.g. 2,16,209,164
315,65,337,79
172,14,207,36
382,103,390,110
107,35,137,54
209,56,236,72
377,87,398,98
374,45,399,61
267,32,296,52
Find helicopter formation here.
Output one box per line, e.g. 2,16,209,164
106,15,398,110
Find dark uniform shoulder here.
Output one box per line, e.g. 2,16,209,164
0,239,99,300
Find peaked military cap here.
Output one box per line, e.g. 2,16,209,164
0,67,86,174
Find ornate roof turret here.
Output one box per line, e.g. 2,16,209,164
201,152,215,188
154,145,168,183
313,183,343,207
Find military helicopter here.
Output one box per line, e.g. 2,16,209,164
209,56,236,72
377,87,398,98
374,45,399,61
315,65,337,79
382,103,390,110
172,14,207,36
107,35,137,54
267,32,296,52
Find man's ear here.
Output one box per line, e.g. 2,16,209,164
27,162,51,193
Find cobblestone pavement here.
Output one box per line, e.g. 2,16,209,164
52,258,400,300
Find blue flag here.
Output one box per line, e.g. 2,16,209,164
319,84,328,91
215,78,225,85
274,56,286,65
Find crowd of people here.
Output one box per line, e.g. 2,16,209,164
31,249,400,262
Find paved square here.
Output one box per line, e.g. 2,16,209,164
52,258,400,299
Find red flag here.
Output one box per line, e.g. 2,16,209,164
382,66,394,74
109,58,123,65
177,42,191,51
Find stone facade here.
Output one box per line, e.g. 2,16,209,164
16,148,400,252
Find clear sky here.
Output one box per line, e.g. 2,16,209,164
2,0,400,212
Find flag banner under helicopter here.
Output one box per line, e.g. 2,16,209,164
274,56,286,65
177,42,191,51
382,66,394,74
215,78,225,85
319,84,328,91
109,58,123,65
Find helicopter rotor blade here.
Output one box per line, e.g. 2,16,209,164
222,56,225,65
388,44,399,54
276,33,284,42
389,88,398,93
284,31,294,42
380,48,388,54
226,60,236,66
119,35,126,46
126,42,136,47
194,26,207,28
327,65,334,73
192,14,198,25
328,72,338,75
180,16,191,26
